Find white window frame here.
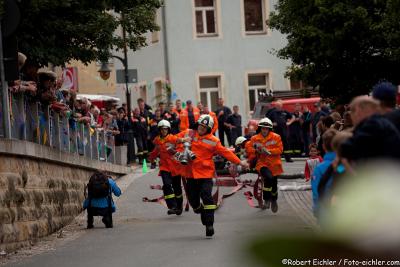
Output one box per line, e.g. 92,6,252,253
151,9,160,44
192,0,222,39
196,73,224,111
200,87,219,111
244,71,272,115
241,0,270,36
153,78,165,105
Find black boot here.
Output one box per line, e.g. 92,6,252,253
285,155,294,162
167,208,178,215
262,199,271,210
205,225,214,237
102,215,113,228
87,210,94,229
271,200,278,213
176,197,183,216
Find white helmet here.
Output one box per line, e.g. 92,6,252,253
258,117,273,129
197,114,214,129
235,136,247,146
158,119,171,129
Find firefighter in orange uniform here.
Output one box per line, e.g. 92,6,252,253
176,115,248,237
248,118,284,212
149,120,184,215
179,100,200,131
172,99,186,132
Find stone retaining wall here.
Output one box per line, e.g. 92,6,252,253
0,139,131,252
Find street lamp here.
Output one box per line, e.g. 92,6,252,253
98,55,131,120
98,12,132,120
98,62,111,81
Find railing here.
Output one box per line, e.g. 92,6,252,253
1,92,117,164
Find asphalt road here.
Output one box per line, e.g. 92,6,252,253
5,160,314,267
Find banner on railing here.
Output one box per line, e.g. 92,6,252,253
61,67,79,91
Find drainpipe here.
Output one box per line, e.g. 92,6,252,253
161,4,171,103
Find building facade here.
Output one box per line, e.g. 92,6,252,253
115,0,291,122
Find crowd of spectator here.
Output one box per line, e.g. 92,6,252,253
308,81,400,224
8,53,121,156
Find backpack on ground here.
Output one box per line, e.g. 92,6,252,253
87,172,111,199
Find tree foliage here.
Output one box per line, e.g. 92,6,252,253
15,0,162,66
269,0,400,102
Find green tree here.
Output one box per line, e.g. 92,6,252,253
269,0,400,103
16,0,162,66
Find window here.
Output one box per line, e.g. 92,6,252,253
290,79,310,90
140,85,147,103
151,10,160,43
248,74,269,111
155,81,163,103
243,0,267,34
199,76,220,112
151,31,159,44
195,0,217,37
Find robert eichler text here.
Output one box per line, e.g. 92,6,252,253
281,258,400,266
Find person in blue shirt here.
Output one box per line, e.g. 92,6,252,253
311,129,337,219
83,173,122,229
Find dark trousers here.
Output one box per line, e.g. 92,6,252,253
87,207,112,228
230,127,242,147
134,134,144,162
127,133,136,164
302,130,311,156
260,167,278,201
218,127,232,147
289,130,303,155
161,171,183,209
186,178,215,226
277,129,292,160
141,132,148,155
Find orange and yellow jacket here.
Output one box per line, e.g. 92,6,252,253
177,130,241,178
172,108,185,125
208,111,218,134
179,107,200,131
148,134,180,176
247,132,284,176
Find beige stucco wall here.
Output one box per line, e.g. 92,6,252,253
66,61,117,95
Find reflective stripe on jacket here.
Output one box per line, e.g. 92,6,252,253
149,134,180,176
187,132,241,178
248,132,284,176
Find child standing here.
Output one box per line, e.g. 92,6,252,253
304,143,323,182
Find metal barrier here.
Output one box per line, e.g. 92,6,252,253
2,92,117,164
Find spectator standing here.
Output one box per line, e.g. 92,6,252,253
138,98,152,158
372,81,400,133
149,109,163,143
301,105,312,156
317,116,335,157
115,107,127,147
163,104,180,135
215,98,232,146
226,105,242,146
265,100,293,162
132,108,147,164
311,129,337,218
185,100,200,130
172,99,185,131
311,102,329,142
287,103,303,156
304,143,323,182
341,96,400,163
